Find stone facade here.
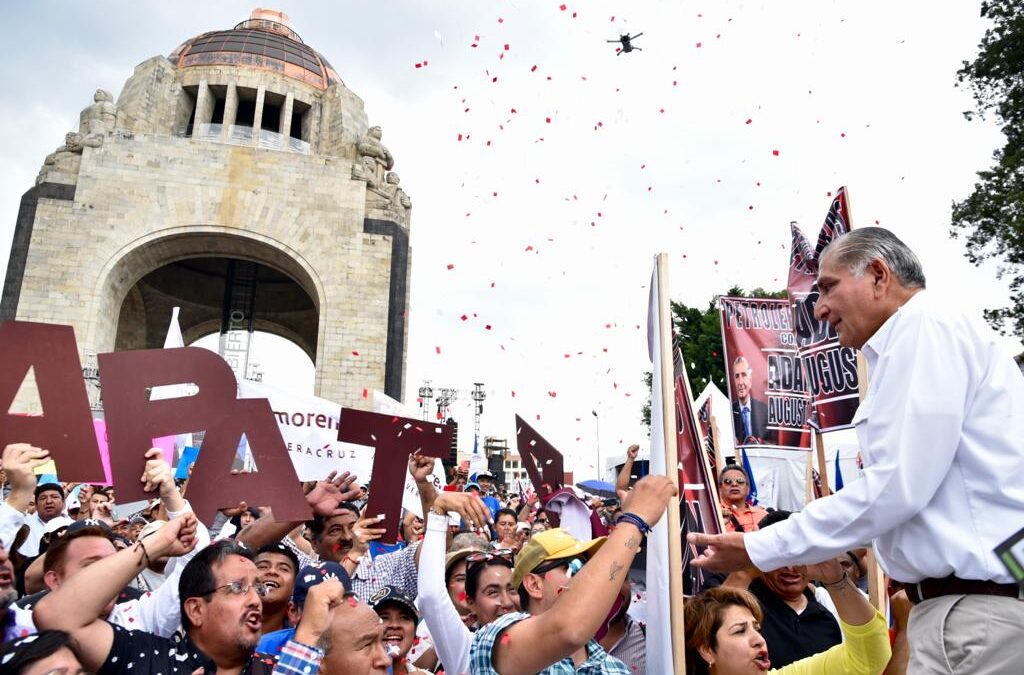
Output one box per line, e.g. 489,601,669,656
1,10,412,409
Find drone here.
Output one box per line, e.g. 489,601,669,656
609,32,643,54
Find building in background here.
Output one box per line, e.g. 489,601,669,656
3,8,413,410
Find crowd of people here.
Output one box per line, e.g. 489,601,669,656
10,223,1024,673
0,434,899,675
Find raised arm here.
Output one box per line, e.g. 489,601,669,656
615,444,639,502
0,444,48,549
491,476,676,675
417,492,491,673
237,471,360,550
32,514,197,672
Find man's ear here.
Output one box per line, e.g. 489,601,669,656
184,597,206,628
521,572,544,604
286,600,301,626
868,259,890,295
43,570,61,591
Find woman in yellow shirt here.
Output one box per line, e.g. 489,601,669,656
684,558,890,675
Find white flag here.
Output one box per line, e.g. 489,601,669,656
645,258,676,674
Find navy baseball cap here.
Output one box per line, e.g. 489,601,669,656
292,562,352,608
369,585,420,626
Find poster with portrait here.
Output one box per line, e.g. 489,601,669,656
719,297,811,451
787,187,861,432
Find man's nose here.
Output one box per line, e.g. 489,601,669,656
814,299,829,322
372,643,391,667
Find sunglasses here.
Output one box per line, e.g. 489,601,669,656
722,478,747,486
532,557,585,578
466,548,514,572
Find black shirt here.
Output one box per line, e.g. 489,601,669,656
748,578,842,669
98,622,279,675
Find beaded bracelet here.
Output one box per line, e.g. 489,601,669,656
615,512,652,535
821,569,849,591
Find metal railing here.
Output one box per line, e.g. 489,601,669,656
192,123,310,154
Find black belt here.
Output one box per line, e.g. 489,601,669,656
907,575,1022,604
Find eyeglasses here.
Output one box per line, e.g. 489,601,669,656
466,548,514,572
722,478,747,486
200,580,270,598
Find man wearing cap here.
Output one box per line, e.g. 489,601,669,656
255,543,301,635
17,483,67,558
370,585,431,674
469,474,675,675
257,561,353,656
472,472,502,520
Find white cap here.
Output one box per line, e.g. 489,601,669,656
43,516,75,535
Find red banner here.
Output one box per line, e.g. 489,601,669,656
673,342,722,594
719,297,811,451
787,187,860,432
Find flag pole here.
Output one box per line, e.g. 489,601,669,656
655,253,687,675
804,451,815,504
814,431,831,497
709,415,725,481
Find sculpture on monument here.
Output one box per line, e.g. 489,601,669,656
357,125,394,169
80,89,117,138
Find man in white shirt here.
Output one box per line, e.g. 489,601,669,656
690,227,1024,674
18,483,67,558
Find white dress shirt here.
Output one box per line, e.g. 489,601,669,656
746,291,1024,583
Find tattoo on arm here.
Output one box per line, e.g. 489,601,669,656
624,536,638,551
609,561,623,581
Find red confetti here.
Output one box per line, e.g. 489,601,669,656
548,391,557,398
545,117,551,123
352,350,360,356
347,596,359,607
745,118,752,125
772,149,780,156
485,324,492,330
498,17,504,23
447,263,455,270
501,634,512,645
504,43,510,50
460,314,468,321
560,3,567,9
696,42,702,48
531,65,538,72
435,346,441,354
511,390,516,397
362,388,368,399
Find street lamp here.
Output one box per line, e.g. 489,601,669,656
592,410,601,481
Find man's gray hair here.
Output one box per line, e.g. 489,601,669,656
820,227,926,289
733,356,751,373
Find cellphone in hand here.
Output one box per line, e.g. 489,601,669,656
601,498,619,507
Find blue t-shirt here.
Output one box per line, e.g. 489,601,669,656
257,627,295,656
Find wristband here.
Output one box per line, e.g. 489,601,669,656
821,569,849,590
615,512,652,535
344,555,362,567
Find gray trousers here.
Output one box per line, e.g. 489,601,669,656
907,593,1024,674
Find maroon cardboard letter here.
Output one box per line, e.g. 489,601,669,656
338,408,451,544
515,414,564,497
98,347,310,524
0,321,104,481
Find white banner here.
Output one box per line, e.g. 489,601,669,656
236,381,445,519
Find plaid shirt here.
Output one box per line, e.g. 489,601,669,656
470,612,632,675
283,537,419,603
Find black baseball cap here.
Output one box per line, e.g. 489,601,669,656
34,483,64,500
292,562,352,608
369,585,419,626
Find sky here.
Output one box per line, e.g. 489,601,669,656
2,1,1020,481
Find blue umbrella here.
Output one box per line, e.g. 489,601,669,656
576,479,617,499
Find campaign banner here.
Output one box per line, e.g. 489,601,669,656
787,187,860,432
718,297,811,451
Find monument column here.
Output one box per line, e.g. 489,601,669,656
252,84,266,146
222,81,238,139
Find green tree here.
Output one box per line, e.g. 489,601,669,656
953,0,1024,337
640,286,786,428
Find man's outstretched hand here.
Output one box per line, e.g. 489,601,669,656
687,532,755,572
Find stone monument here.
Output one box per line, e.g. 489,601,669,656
2,8,413,407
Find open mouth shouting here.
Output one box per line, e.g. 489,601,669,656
753,648,771,671
243,609,263,632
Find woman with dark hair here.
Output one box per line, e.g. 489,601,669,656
0,630,86,674
684,558,890,675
